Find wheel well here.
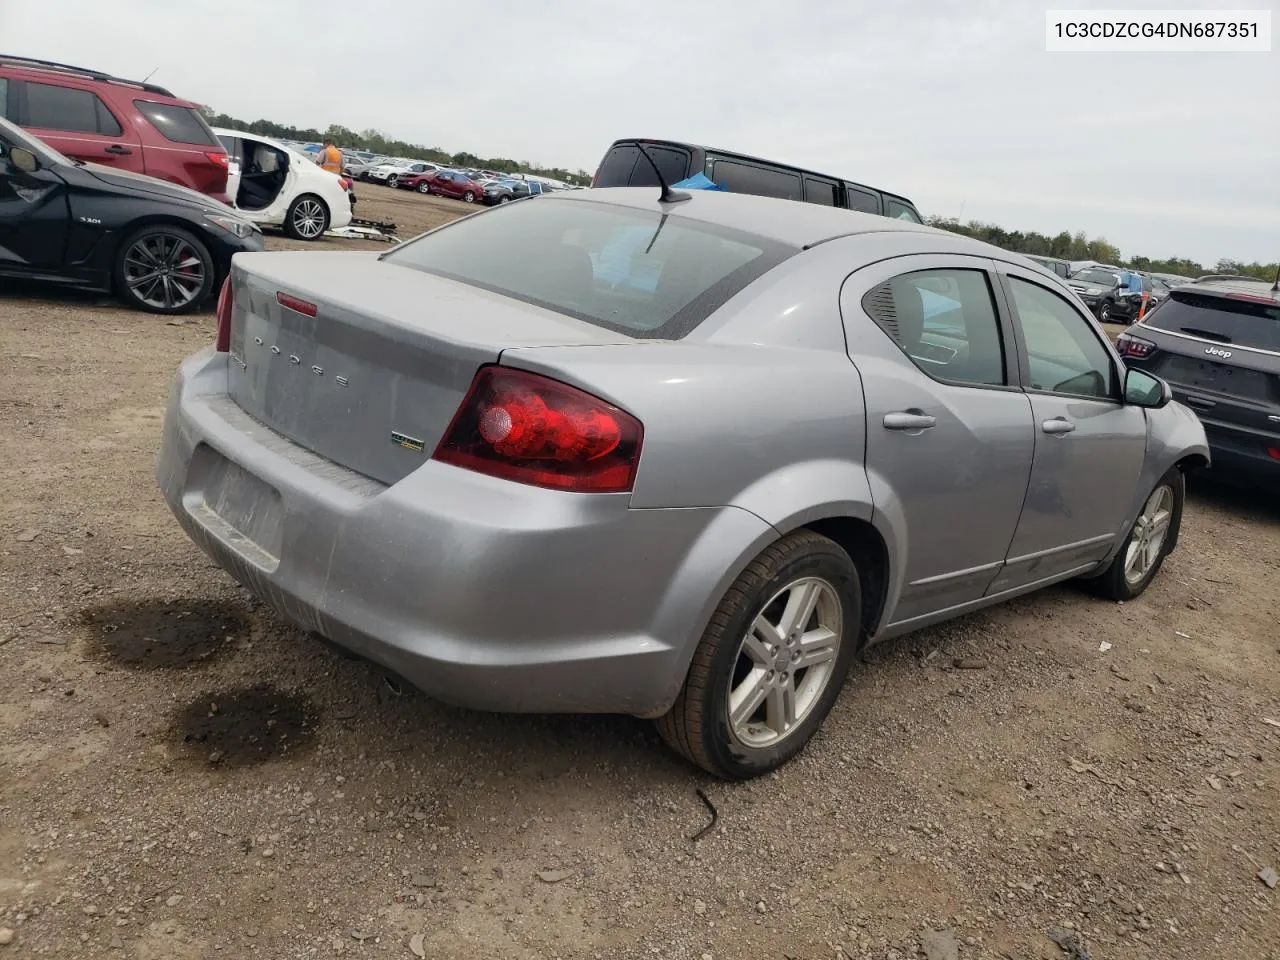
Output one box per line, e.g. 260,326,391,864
1177,453,1209,472
802,516,889,641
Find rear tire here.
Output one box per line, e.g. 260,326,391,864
463,191,476,203
113,224,215,315
1091,467,1183,601
418,181,431,194
284,195,329,241
656,531,861,779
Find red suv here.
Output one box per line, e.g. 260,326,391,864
0,55,230,203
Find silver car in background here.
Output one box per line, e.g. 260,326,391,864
157,188,1208,779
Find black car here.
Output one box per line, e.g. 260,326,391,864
1023,254,1072,279
0,116,263,313
480,179,548,205
1118,278,1280,485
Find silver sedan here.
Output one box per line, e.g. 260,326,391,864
157,186,1208,778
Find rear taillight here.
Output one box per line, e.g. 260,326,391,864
1116,333,1156,359
206,151,229,169
276,292,317,317
433,366,643,493
338,177,352,190
214,276,232,352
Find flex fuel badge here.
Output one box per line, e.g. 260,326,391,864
390,431,425,453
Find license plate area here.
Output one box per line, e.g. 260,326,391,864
182,444,284,571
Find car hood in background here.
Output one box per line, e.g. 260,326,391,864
82,163,233,212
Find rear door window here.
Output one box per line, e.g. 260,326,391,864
709,158,802,201
133,100,221,146
625,146,689,187
804,176,839,206
845,185,881,214
1145,290,1280,352
25,82,108,134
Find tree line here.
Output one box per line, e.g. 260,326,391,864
925,216,1277,282
199,108,1274,278
199,109,594,187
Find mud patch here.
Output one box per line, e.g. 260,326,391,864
175,685,318,767
80,599,247,668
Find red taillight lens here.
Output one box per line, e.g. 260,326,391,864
214,276,232,352
433,366,643,493
338,177,352,190
276,292,317,317
206,151,229,168
1116,333,1156,359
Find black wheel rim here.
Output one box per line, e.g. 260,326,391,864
123,233,205,310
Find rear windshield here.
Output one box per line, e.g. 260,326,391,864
594,144,690,188
382,196,794,339
134,101,220,146
1146,290,1280,352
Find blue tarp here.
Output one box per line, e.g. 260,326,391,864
672,172,726,191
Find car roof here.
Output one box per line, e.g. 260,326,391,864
1178,277,1280,303
559,187,976,250
0,54,183,100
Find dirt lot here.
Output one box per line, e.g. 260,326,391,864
2,183,1279,960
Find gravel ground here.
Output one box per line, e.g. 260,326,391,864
1,184,1279,960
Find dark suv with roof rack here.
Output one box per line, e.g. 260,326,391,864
1117,278,1280,485
0,55,230,203
592,138,922,222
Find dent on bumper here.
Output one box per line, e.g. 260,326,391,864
157,350,772,716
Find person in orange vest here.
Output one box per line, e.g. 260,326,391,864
315,138,343,175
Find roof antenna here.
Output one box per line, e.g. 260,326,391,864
1272,261,1279,292
624,140,690,205
141,66,159,84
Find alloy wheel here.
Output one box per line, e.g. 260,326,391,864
122,233,206,311
726,577,843,748
1124,484,1174,585
292,199,326,239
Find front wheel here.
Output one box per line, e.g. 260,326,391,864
386,174,399,187
1097,300,1113,324
1091,467,1184,601
656,531,861,779
418,181,432,194
498,195,511,204
113,225,215,314
284,195,329,241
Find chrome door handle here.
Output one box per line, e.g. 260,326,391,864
883,411,936,431
1042,417,1076,435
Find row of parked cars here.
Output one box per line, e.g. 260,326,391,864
343,154,575,205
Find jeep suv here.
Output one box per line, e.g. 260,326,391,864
0,55,230,203
1117,278,1280,486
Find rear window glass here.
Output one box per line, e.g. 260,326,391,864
383,197,794,339
594,144,691,188
1145,290,1280,352
133,100,220,146
885,199,922,223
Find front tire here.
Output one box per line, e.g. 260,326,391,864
284,195,329,241
113,225,215,314
386,174,399,187
656,531,861,779
1091,467,1183,601
1097,300,1113,324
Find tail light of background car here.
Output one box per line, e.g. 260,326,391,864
1116,332,1157,359
214,276,232,352
433,367,643,493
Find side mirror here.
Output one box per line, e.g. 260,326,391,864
1124,368,1172,409
8,147,38,174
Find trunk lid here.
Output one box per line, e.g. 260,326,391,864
226,251,633,485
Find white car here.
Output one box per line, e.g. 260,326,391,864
367,160,437,186
214,128,353,241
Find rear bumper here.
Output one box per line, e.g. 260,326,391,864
157,349,771,715
1199,420,1280,485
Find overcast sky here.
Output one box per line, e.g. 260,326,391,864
3,0,1275,265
